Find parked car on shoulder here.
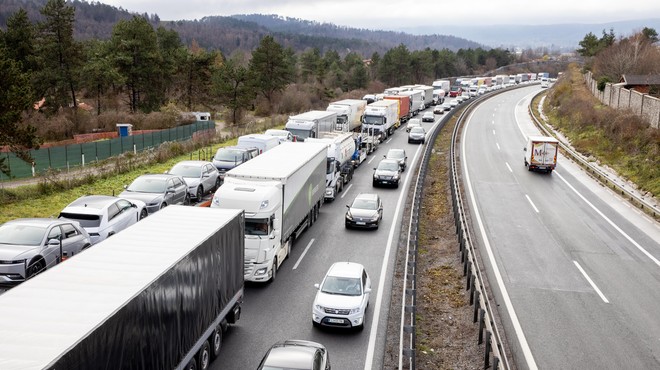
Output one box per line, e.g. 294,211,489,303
119,174,189,215
345,193,383,229
264,129,295,143
0,218,91,286
408,126,426,144
312,262,371,331
167,160,220,201
257,340,331,370
373,158,403,188
59,195,147,245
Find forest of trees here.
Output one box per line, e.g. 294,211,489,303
0,0,516,176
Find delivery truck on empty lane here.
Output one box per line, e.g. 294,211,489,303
524,135,559,173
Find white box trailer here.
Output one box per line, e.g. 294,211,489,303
285,110,337,141
326,99,367,132
524,136,559,173
401,90,424,116
211,142,326,283
0,206,244,370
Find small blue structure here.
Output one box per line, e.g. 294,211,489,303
116,123,133,137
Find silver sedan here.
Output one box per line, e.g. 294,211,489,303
168,160,221,200
119,174,189,214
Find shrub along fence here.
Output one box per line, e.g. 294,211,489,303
0,121,215,181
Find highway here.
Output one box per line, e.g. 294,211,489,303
213,116,441,369
460,85,660,369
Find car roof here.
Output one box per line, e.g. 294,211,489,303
264,340,323,368
66,195,120,209
172,160,211,167
2,218,70,227
387,148,405,155
135,173,179,180
379,158,400,165
354,192,379,202
327,261,365,278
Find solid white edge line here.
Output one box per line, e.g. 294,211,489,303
292,238,315,270
340,184,353,199
573,261,610,303
396,144,424,369
505,162,512,172
466,103,539,370
554,171,660,267
525,194,540,213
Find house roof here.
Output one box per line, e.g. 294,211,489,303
620,74,660,86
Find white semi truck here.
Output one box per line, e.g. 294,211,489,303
524,136,559,173
285,110,337,142
400,84,434,108
211,142,326,283
0,206,244,370
306,132,356,201
401,90,424,116
362,99,398,142
326,99,367,132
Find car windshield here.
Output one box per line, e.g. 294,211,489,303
126,177,167,193
377,161,399,171
351,199,378,210
59,213,101,228
321,276,362,296
410,127,425,134
245,219,269,236
214,149,243,162
169,164,201,177
0,224,47,246
387,150,405,160
362,115,384,125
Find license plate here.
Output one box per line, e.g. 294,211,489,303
328,318,344,324
356,222,366,225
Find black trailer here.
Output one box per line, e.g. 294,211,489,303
0,206,244,370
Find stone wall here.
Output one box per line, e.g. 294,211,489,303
585,71,660,128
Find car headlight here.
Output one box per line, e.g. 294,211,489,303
393,174,399,180
0,259,26,265
373,174,379,179
345,211,353,220
348,307,361,315
212,196,220,206
315,304,325,311
370,214,380,222
255,267,267,276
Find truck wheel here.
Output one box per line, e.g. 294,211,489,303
185,358,197,370
210,327,223,360
198,340,211,370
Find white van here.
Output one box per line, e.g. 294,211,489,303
237,134,280,155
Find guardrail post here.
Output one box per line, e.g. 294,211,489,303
478,309,485,344
484,331,492,368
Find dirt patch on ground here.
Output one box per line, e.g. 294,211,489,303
383,116,485,369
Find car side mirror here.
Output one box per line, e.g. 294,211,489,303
346,205,350,209
523,147,527,152
166,189,175,194
314,283,320,290
48,238,60,246
132,203,137,208
364,288,372,294
123,184,128,189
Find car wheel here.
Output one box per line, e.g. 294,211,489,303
184,193,191,205
26,260,45,278
372,180,377,187
213,177,221,191
139,209,148,220
160,202,168,210
198,340,211,370
196,186,204,201
313,320,320,328
345,221,350,229
210,326,223,360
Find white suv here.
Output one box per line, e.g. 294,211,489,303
312,262,371,331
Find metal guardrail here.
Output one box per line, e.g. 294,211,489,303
528,94,659,220
400,86,523,369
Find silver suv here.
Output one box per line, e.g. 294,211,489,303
0,219,91,286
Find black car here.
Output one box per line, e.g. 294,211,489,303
373,159,402,188
345,193,383,229
258,340,331,370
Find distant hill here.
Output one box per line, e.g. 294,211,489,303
397,19,660,50
230,14,483,52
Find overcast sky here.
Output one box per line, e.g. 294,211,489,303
96,0,659,29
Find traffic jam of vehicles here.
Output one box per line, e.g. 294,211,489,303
0,74,548,369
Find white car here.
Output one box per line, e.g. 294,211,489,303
312,262,371,331
264,129,294,143
477,86,487,95
406,118,422,132
168,160,221,200
449,99,460,108
59,195,147,245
